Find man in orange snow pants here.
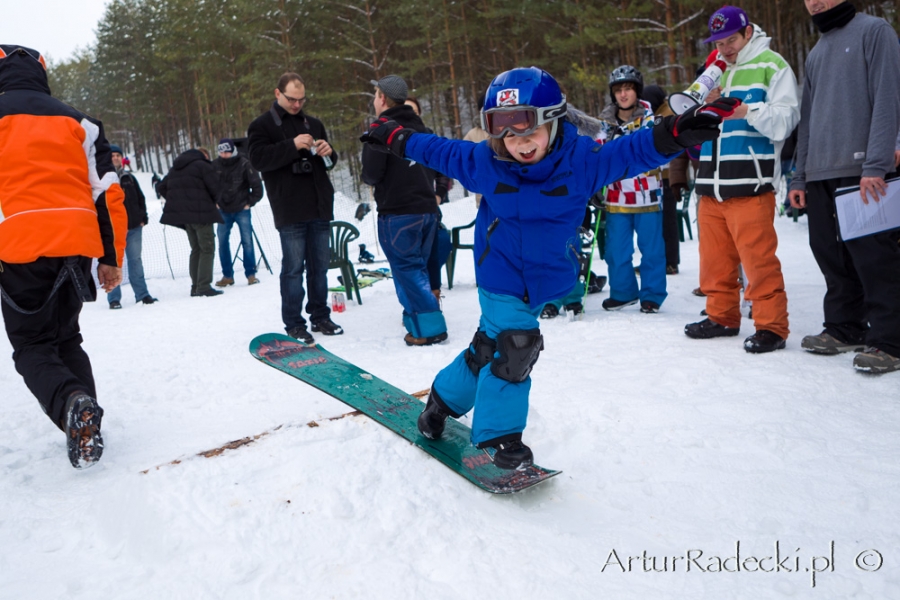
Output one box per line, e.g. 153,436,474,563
0,45,127,469
683,7,800,354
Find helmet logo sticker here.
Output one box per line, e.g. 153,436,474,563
497,89,519,107
709,13,728,33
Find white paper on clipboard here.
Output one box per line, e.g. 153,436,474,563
835,179,900,240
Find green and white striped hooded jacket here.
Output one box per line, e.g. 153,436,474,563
695,25,800,201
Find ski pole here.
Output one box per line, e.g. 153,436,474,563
581,188,605,307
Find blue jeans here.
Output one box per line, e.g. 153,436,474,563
605,211,667,306
432,290,541,446
218,209,256,278
107,226,150,303
279,220,331,331
427,224,452,290
378,213,446,338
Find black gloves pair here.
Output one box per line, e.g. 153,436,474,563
653,97,742,154
360,117,414,157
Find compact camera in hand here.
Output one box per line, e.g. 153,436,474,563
292,159,313,174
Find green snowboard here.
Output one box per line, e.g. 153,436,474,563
249,333,559,494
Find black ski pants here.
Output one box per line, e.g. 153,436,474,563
0,257,97,431
661,180,680,268
806,177,900,356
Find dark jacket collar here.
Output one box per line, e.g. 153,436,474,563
173,149,208,170
811,1,857,33
0,45,51,95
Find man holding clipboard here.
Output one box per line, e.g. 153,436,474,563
788,0,900,374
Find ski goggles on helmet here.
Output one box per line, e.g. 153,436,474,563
481,100,567,139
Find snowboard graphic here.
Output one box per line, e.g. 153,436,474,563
249,333,559,494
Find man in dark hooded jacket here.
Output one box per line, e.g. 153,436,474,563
361,75,446,346
157,148,224,297
212,138,264,287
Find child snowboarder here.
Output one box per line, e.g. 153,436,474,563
361,67,738,470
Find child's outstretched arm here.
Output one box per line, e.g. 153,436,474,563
584,97,741,194
361,118,484,194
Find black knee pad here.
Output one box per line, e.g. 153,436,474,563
464,330,497,377
490,329,544,383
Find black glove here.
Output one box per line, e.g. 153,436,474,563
653,97,742,154
359,117,414,158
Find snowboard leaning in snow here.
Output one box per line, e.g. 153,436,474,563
249,333,559,494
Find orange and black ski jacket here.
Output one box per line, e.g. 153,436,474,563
0,45,126,266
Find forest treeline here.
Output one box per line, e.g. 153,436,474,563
48,0,900,183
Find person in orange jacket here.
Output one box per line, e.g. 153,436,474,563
0,45,127,469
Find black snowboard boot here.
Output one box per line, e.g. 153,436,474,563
62,392,104,469
540,304,559,319
358,243,375,263
587,274,607,294
481,437,534,471
564,302,584,316
417,388,456,440
684,318,739,339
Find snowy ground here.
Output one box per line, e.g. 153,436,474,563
1,181,898,599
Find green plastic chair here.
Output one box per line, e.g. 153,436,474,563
329,221,362,304
445,219,476,290
677,187,694,242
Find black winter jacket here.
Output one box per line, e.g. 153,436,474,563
212,155,263,213
361,104,439,216
247,104,338,229
118,169,148,230
157,149,223,228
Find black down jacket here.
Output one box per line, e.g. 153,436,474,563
157,149,223,228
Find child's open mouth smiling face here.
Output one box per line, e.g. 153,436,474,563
504,125,550,164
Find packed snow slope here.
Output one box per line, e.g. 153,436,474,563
1,174,897,599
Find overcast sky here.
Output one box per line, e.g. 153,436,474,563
1,0,109,63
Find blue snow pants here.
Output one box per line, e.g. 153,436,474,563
432,289,542,447
605,210,667,306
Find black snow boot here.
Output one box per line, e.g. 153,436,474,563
540,304,559,319
63,392,104,469
358,244,375,264
417,388,456,440
684,318,739,339
481,437,534,471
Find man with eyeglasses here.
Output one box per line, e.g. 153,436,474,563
247,72,343,344
0,45,127,468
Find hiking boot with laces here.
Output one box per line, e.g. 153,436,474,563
63,392,104,469
800,331,865,355
247,275,260,285
215,277,234,287
743,330,786,353
481,439,534,471
684,318,740,339
853,347,900,374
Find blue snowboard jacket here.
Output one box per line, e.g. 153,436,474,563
404,121,674,308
